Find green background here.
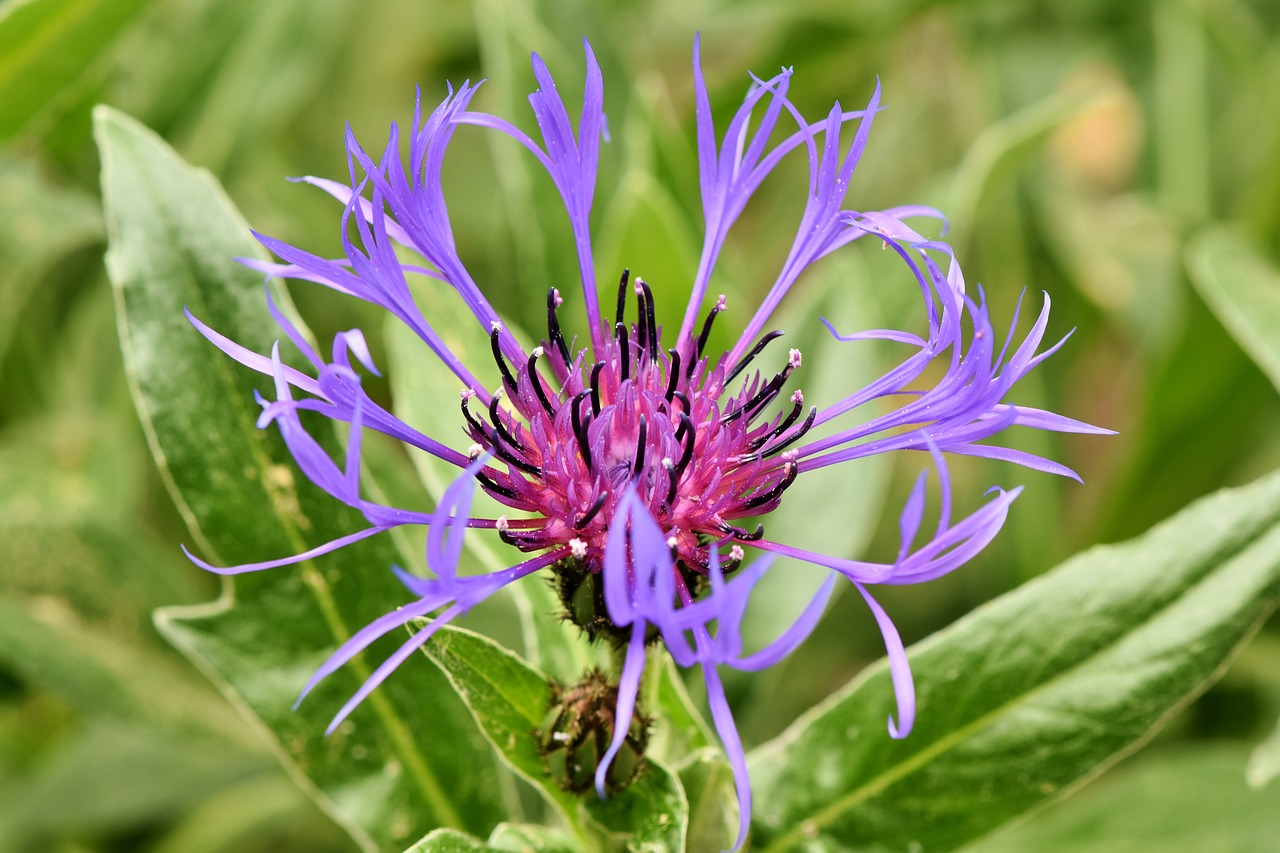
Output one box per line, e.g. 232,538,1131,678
3,0,1279,850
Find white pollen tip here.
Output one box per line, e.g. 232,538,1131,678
532,346,544,358
552,288,563,306
790,390,804,404
781,449,799,462
715,294,727,311
460,388,476,400
569,537,588,558
496,515,509,532
492,387,503,399
490,320,502,332
467,443,484,459
666,536,679,549
788,348,802,369
730,545,745,562
661,457,674,469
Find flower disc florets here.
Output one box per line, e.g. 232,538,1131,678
470,272,809,591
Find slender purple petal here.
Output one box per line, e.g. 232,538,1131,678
854,582,915,738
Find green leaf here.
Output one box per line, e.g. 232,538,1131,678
748,469,1280,852
646,651,714,760
974,745,1279,852
0,0,150,140
676,749,737,853
96,105,507,851
1186,225,1280,394
1246,715,1280,789
421,625,689,851
487,822,576,852
581,758,687,853
402,828,496,853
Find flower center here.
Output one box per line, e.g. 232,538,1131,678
463,271,814,578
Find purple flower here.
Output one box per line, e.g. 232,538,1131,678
185,36,1105,850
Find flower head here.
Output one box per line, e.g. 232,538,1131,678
185,36,1106,850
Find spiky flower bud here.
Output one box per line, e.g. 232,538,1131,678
538,669,650,795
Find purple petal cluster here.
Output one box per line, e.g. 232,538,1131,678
186,36,1106,849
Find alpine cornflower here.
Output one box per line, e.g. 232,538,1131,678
185,36,1105,850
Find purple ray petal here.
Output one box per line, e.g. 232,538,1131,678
181,526,389,575
325,602,465,734
595,619,648,798
854,582,915,738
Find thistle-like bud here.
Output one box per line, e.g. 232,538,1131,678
538,668,650,796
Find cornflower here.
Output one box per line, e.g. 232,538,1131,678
184,36,1103,850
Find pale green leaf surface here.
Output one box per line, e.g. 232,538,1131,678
421,625,689,852
0,0,150,139
1186,225,1280,394
677,749,737,853
97,106,506,851
403,828,497,853
971,744,1279,852
647,652,715,761
487,822,577,852
749,470,1280,852
580,757,687,853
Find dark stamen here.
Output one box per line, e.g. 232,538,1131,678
615,322,630,381
725,329,785,385
632,415,647,478
574,492,607,528
664,459,680,505
460,394,489,438
635,286,649,356
489,395,526,451
527,351,556,418
637,278,659,354
489,324,519,392
664,349,682,401
721,522,765,541
750,395,805,450
475,469,519,500
615,268,630,327
723,359,796,425
546,289,571,366
762,407,817,458
742,463,798,509
674,413,696,476
571,391,593,473
696,296,725,363
589,363,604,415
493,442,541,477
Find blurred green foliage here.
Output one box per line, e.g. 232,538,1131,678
3,0,1280,850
